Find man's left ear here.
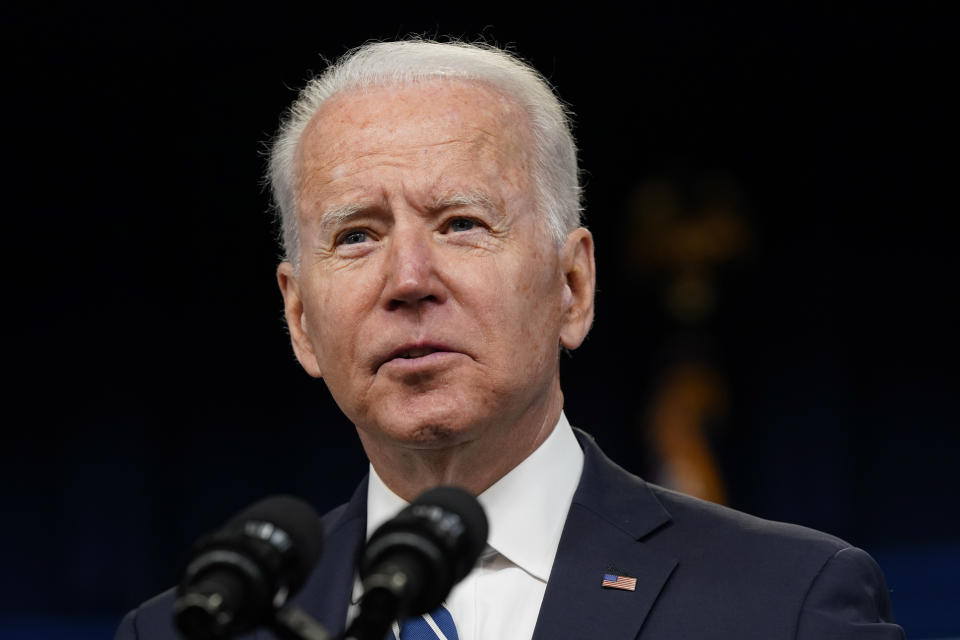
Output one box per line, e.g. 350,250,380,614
558,227,596,350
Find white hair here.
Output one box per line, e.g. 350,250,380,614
268,39,583,266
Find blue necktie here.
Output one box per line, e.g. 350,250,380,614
395,605,459,640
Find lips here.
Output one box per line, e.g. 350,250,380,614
377,342,459,371
397,347,440,359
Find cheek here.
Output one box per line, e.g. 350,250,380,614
513,253,562,314
494,263,563,359
305,270,384,366
302,284,351,362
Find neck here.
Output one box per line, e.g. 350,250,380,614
360,385,564,501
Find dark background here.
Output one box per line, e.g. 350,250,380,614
3,3,956,638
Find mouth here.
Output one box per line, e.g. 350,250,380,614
377,342,459,372
395,347,442,359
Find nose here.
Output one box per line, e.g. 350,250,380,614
382,225,445,311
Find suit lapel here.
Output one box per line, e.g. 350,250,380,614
532,431,677,640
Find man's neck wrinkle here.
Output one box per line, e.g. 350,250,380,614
371,443,519,501
364,380,564,500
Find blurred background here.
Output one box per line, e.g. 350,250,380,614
3,3,956,638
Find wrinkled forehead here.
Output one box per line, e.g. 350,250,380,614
294,78,535,187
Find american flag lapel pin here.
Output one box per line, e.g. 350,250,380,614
602,572,638,591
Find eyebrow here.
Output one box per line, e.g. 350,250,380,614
431,190,499,216
317,202,366,237
316,190,502,237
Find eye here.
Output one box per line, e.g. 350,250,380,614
447,218,477,233
340,229,369,245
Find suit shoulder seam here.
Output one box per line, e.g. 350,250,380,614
791,544,851,639
121,607,141,640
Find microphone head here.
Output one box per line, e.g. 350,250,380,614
175,495,323,639
223,494,324,592
360,485,488,616
409,486,488,581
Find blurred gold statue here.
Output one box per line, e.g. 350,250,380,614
626,174,752,504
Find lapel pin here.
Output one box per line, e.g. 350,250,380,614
602,572,637,591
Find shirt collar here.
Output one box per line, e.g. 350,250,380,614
365,412,584,583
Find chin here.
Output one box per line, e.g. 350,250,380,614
366,399,483,450
402,423,464,448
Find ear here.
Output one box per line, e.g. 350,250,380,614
558,227,596,350
277,261,324,378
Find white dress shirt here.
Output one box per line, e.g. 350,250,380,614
352,412,585,640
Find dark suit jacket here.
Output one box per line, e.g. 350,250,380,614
116,429,904,639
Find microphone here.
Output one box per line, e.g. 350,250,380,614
345,486,488,640
173,495,324,640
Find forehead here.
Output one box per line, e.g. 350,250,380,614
294,79,533,202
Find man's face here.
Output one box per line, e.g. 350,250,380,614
278,80,592,454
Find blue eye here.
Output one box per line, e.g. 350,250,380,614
448,218,476,232
341,230,368,245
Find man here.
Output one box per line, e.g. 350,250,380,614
117,40,903,639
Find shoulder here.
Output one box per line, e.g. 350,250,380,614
646,487,903,637
576,428,851,562
577,428,851,565
113,588,178,640
650,482,849,556
640,483,852,596
573,431,902,636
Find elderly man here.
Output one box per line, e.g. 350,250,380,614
117,40,903,639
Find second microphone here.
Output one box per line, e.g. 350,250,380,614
344,486,488,640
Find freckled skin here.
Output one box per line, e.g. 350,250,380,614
277,80,595,499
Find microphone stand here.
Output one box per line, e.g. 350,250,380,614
272,601,392,640
270,604,332,640
340,586,398,640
